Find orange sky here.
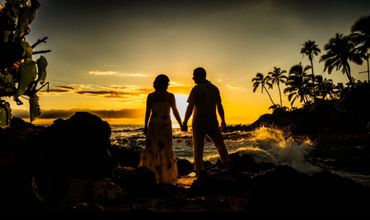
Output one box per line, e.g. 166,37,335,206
4,0,370,125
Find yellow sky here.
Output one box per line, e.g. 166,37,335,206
5,1,370,125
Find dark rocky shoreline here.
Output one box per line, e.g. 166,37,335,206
1,112,370,212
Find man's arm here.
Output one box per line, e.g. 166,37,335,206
182,102,194,131
182,88,196,131
217,101,226,131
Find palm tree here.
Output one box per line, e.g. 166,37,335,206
315,76,336,100
252,73,275,106
284,63,312,106
320,33,363,87
268,67,287,107
351,14,370,82
301,40,321,79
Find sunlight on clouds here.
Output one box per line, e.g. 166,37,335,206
226,84,245,90
168,81,193,94
101,85,152,94
89,71,119,75
169,81,192,87
69,84,94,90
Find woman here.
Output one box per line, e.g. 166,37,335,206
140,74,183,185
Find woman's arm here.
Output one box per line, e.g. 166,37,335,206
144,94,152,134
170,94,183,127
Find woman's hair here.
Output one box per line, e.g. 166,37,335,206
153,74,170,91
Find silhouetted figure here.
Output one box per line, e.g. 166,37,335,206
182,67,230,175
140,74,183,185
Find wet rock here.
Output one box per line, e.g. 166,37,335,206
177,159,193,176
41,112,117,178
229,152,259,172
190,168,252,196
248,165,312,211
110,146,141,168
310,171,370,211
10,117,35,130
113,166,157,196
72,202,105,212
63,178,129,208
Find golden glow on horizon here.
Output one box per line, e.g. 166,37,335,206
15,81,271,126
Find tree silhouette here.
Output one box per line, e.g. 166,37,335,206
320,33,363,87
268,67,287,107
284,64,311,106
314,75,336,100
301,40,321,79
351,14,370,82
252,72,275,106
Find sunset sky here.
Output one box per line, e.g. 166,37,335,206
4,0,370,125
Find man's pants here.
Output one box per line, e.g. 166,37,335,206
192,128,230,173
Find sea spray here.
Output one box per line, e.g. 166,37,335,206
203,127,319,173
111,125,320,173
246,127,319,173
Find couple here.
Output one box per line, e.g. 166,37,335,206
140,67,230,185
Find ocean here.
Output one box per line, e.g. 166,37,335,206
111,125,318,172
111,124,370,186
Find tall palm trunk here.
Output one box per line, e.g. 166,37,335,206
310,58,315,78
263,85,275,106
277,82,282,107
310,58,317,100
345,64,354,86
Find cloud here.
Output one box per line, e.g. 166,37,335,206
38,84,150,99
13,108,144,119
37,82,193,100
39,85,77,94
76,90,133,98
58,86,76,90
226,84,245,90
44,89,71,93
89,71,149,77
90,109,144,118
168,81,193,94
88,71,119,76
101,85,152,94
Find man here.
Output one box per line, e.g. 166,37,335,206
182,67,230,175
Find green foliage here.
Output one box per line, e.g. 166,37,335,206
0,0,49,125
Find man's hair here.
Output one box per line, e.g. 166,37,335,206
193,67,206,80
153,74,170,91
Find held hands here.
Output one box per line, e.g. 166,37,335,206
181,123,188,132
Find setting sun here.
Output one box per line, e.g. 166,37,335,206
173,94,188,119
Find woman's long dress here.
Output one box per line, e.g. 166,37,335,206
140,102,178,185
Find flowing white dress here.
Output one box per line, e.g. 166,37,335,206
140,101,178,185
